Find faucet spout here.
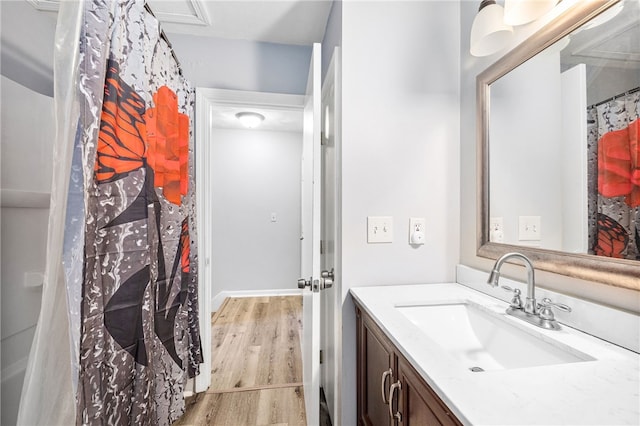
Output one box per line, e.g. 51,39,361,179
487,252,537,314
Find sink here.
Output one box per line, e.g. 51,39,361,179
396,301,594,372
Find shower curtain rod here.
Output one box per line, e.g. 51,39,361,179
144,3,182,74
588,86,640,109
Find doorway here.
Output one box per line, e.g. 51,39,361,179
195,88,306,393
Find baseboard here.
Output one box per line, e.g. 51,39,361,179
211,288,303,312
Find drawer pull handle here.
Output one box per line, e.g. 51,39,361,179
388,380,402,422
381,369,393,404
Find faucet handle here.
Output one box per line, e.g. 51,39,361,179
501,285,522,309
538,298,571,321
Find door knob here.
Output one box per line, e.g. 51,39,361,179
297,278,311,289
320,268,334,290
321,269,334,279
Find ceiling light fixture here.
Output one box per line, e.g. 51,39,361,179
470,0,513,57
504,0,558,26
235,112,265,129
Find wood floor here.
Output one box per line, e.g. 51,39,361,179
175,296,306,426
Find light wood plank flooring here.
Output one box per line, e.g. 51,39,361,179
175,296,306,426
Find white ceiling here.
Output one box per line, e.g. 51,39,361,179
213,105,303,132
562,1,640,70
27,0,333,46
24,0,329,132
155,0,332,46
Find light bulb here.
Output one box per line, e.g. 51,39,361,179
504,0,558,26
470,0,513,57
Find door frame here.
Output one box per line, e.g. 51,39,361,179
194,88,305,393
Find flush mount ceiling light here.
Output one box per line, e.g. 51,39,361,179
235,112,265,129
470,0,513,57
504,0,559,26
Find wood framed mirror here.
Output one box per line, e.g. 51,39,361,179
477,0,640,290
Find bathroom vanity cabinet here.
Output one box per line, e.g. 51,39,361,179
356,303,462,426
352,283,640,425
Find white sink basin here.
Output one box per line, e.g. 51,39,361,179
397,301,595,372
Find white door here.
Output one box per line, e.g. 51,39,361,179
300,42,322,425
320,47,341,424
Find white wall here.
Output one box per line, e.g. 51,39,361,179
339,2,460,424
321,0,342,83
168,35,312,95
1,76,54,426
0,1,57,96
560,64,588,253
586,65,640,107
210,128,302,298
489,50,563,249
458,1,640,313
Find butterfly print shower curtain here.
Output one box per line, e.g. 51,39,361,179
588,89,640,260
68,1,202,424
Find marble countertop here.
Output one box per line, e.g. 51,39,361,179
350,283,640,425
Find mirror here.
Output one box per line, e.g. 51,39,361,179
477,0,640,290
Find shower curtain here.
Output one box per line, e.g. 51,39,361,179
18,1,202,425
587,89,640,260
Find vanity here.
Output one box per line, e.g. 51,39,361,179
352,282,640,425
352,1,640,423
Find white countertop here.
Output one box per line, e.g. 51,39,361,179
350,283,640,425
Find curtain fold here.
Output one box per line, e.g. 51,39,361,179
588,89,640,260
18,1,202,425
17,0,83,424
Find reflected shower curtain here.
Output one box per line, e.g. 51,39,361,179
587,89,640,260
19,1,201,425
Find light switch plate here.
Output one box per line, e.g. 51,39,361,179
367,216,393,243
519,216,541,241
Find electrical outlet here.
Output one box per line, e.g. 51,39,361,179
367,216,393,243
519,216,541,241
409,218,426,245
490,217,504,242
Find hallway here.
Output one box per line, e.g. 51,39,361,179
175,296,306,425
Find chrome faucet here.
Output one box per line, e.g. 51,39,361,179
487,252,571,330
488,252,537,314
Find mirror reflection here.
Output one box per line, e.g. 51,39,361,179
488,0,640,261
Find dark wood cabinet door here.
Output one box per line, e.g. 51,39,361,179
357,308,395,426
396,356,462,426
355,303,462,426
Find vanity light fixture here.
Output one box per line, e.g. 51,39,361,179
504,0,559,26
470,0,513,57
235,111,265,129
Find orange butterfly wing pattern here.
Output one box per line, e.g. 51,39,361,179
95,61,147,183
144,86,190,206
598,118,640,208
593,213,629,258
95,61,189,206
